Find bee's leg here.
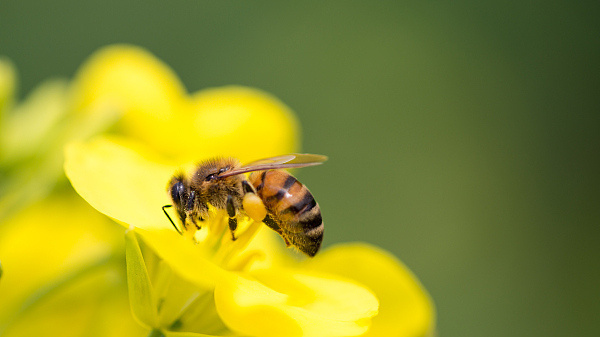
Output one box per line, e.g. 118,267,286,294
262,214,280,232
189,216,202,231
263,215,290,246
184,190,202,231
242,180,257,194
226,195,237,241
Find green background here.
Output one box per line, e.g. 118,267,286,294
1,1,599,336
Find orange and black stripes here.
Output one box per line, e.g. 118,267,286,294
249,169,324,257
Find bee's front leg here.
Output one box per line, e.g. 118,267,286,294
226,195,237,241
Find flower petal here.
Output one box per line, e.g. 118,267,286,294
184,86,300,163
0,259,143,337
0,194,144,337
214,269,378,337
164,331,238,337
0,194,123,320
240,227,298,271
1,80,69,165
70,45,299,161
64,136,175,230
71,45,186,156
134,229,229,289
128,229,235,334
304,244,435,337
0,78,120,222
125,229,159,328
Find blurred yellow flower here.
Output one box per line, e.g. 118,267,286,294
0,55,120,221
0,49,140,337
0,193,145,337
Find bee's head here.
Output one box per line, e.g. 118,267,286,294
168,174,188,223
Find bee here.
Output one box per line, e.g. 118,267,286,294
163,154,327,257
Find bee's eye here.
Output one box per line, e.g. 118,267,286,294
205,173,218,181
170,181,185,203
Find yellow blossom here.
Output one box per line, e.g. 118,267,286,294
0,56,120,221
65,137,434,337
0,193,145,337
0,51,138,336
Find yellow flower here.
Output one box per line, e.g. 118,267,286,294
65,137,434,337
0,193,145,337
0,54,120,221
0,53,141,335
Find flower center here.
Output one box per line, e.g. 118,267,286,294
184,208,264,272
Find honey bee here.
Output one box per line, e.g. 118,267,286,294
163,154,327,257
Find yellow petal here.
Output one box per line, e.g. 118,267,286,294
182,86,300,163
241,227,299,271
304,244,436,337
125,229,159,328
214,269,378,337
70,45,186,155
164,331,235,337
64,136,175,230
0,194,142,337
70,45,299,161
0,193,123,320
129,229,234,334
0,79,69,165
0,78,120,222
0,258,144,337
135,229,229,289
72,45,185,111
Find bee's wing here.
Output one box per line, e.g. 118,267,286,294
218,154,328,178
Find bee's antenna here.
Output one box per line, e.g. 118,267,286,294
162,205,183,235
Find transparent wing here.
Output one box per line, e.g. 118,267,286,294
218,153,328,178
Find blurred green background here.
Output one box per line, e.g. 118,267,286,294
1,1,599,336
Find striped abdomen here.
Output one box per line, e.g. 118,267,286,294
248,170,323,257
